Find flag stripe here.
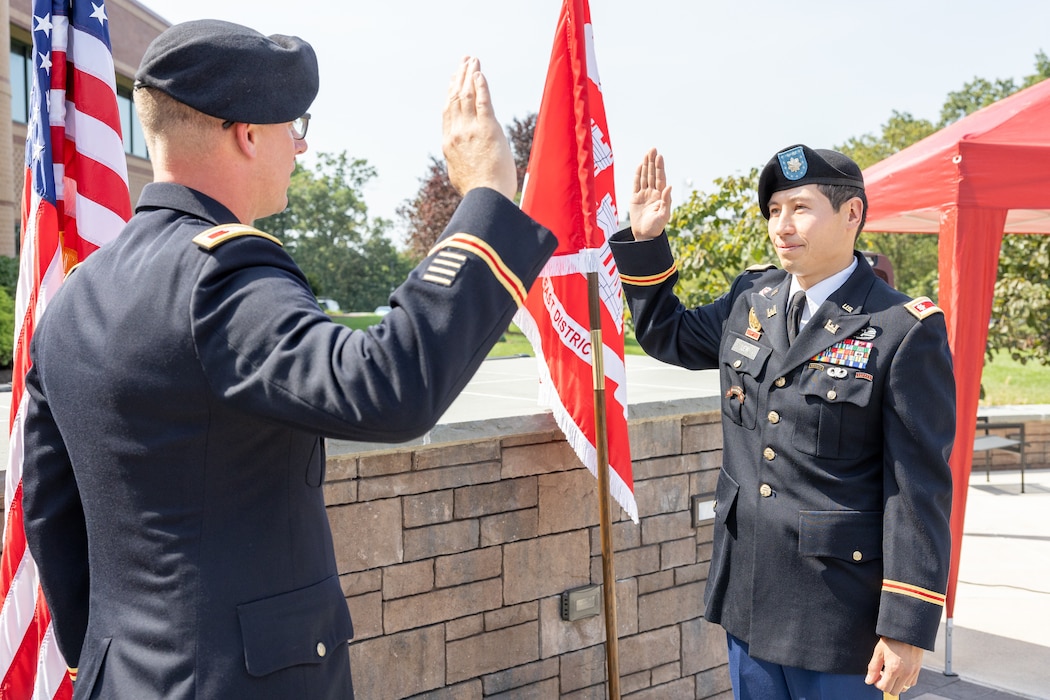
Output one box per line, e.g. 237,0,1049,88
1,2,130,697
514,0,636,522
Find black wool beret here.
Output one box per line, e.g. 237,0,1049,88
757,145,864,219
134,19,318,124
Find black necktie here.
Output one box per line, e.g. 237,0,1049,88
787,290,806,344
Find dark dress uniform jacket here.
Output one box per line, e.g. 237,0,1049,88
610,232,954,674
22,183,556,699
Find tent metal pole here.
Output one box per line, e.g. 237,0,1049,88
943,618,957,676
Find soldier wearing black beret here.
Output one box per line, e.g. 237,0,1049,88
22,19,556,700
609,146,954,699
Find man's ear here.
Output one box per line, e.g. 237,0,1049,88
847,196,864,226
232,122,258,158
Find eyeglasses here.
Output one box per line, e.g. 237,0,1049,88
221,113,310,140
290,113,310,140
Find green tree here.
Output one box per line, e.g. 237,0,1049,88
399,113,537,261
397,156,462,261
989,235,1050,364
258,151,411,311
665,169,772,307
0,256,19,369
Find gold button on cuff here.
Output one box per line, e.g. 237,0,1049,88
768,411,781,424
827,390,838,400
763,447,776,461
775,377,787,388
317,642,327,657
733,359,742,368
759,484,773,498
852,551,863,562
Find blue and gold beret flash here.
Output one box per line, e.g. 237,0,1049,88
757,144,864,219
134,19,318,125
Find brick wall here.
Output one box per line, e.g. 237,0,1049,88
325,410,733,700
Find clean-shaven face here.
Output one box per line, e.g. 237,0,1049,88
766,184,859,289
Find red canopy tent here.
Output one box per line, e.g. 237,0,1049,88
862,77,1050,672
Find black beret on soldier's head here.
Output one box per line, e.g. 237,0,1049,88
757,144,864,219
134,19,318,124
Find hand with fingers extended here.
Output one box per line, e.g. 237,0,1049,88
628,147,673,240
442,56,517,200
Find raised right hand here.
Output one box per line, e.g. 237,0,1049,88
442,57,517,200
629,148,672,240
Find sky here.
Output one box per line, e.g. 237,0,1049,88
137,0,1050,242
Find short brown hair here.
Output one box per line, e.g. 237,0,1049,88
133,86,218,153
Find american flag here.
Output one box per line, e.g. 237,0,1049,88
513,0,636,521
0,1,130,697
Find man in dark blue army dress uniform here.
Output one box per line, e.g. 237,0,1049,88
21,20,556,700
609,147,954,699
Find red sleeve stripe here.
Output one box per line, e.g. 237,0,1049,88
620,264,677,287
882,580,946,606
429,234,527,307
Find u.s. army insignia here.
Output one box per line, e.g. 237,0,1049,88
855,326,878,341
746,308,763,340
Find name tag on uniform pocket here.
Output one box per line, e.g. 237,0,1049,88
731,338,760,360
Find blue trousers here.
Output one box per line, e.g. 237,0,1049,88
727,632,883,700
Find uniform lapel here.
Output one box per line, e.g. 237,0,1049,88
780,255,878,372
749,277,791,352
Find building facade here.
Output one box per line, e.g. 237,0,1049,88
3,0,167,257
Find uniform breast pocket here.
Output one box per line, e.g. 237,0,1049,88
792,365,873,459
720,332,772,430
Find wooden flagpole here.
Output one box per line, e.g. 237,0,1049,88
587,266,621,700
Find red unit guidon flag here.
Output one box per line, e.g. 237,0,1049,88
1,2,131,698
514,0,636,522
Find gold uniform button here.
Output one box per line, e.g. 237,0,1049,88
827,390,838,400
733,359,742,368
768,411,781,424
774,377,787,388
759,484,773,498
763,447,776,461
852,551,863,562
316,642,327,657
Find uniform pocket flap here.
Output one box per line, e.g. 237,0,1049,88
797,366,873,407
725,332,772,377
237,575,354,677
798,510,882,562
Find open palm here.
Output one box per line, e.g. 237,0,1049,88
628,148,673,240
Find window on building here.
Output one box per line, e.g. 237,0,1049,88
117,90,148,159
11,39,149,160
10,42,31,124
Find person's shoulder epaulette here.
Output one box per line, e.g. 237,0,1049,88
903,296,943,320
745,263,777,273
193,224,283,251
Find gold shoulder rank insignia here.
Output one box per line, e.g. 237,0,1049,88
193,224,283,251
904,296,943,320
745,263,777,272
